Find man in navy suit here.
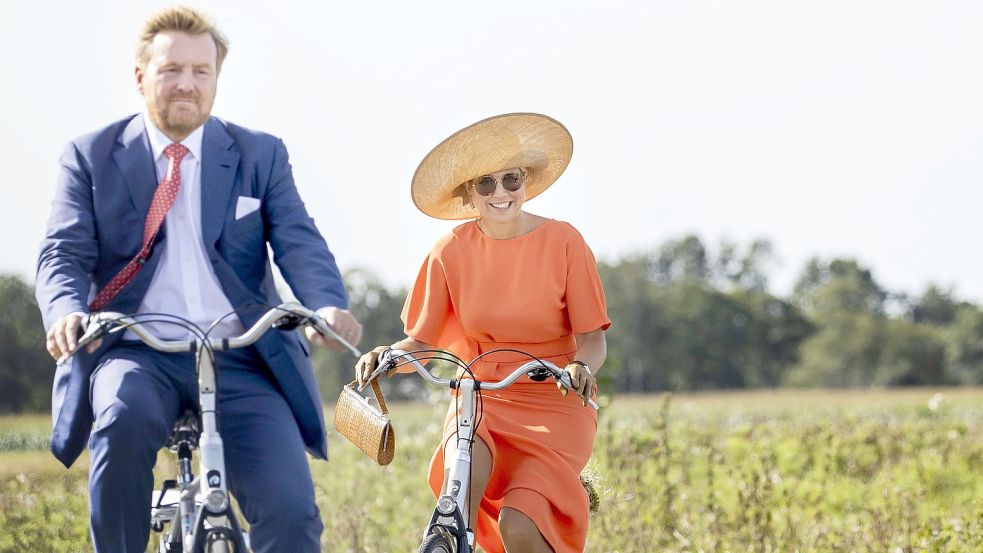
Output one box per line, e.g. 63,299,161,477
35,7,361,552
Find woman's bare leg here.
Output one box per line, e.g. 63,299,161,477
499,507,554,552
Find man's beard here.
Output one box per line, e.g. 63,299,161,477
161,98,208,136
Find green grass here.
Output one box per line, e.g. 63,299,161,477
2,388,983,552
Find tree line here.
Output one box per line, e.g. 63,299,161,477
3,235,982,412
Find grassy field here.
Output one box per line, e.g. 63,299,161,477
2,388,982,552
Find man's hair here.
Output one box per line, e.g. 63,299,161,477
135,6,229,71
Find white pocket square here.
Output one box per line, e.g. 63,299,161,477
235,196,261,220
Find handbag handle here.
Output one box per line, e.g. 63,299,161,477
347,379,389,415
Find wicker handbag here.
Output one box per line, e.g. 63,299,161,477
333,379,395,466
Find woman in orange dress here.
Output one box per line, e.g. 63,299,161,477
355,113,610,553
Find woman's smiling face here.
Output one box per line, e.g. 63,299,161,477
467,168,527,225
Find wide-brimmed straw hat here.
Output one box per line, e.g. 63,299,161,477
411,113,574,220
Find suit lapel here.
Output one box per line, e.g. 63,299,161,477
201,118,240,245
112,114,158,215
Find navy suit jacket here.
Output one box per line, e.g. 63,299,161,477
36,114,347,468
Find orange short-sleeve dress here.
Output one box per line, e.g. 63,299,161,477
402,219,611,553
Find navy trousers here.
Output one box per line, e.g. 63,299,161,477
87,342,322,552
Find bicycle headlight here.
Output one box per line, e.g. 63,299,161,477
205,490,228,513
437,496,456,515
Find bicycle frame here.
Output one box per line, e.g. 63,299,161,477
79,302,352,552
374,349,598,553
429,377,478,551
183,343,248,552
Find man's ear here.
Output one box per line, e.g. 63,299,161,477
135,66,145,95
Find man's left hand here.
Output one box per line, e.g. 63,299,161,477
305,307,363,352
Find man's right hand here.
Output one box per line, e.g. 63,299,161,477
46,313,101,362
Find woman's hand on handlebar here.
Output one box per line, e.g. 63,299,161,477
558,362,597,407
355,346,397,388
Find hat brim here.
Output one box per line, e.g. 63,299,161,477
411,113,574,220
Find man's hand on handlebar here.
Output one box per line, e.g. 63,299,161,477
354,346,398,389
47,313,102,363
305,307,362,352
558,362,596,407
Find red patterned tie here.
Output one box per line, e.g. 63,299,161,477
89,143,190,311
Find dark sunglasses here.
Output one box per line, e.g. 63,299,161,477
472,172,525,196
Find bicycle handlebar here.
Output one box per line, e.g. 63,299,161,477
374,349,599,410
76,302,361,356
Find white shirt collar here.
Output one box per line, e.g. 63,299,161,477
143,111,204,162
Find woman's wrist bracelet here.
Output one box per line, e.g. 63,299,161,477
571,360,592,375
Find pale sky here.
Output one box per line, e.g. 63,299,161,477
3,1,981,304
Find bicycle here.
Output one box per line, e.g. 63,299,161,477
366,348,599,553
75,302,355,553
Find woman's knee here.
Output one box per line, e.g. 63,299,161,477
499,507,551,551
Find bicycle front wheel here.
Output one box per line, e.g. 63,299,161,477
202,529,249,553
419,533,455,553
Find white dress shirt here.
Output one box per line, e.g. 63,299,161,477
125,116,244,341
